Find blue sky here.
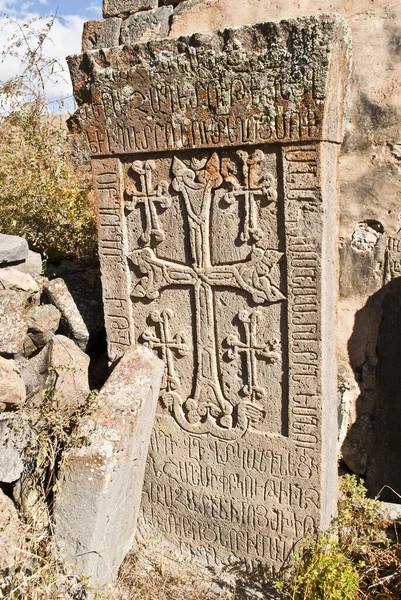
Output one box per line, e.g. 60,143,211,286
23,0,101,18
0,0,103,110
3,0,101,19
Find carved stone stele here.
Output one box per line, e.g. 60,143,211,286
68,15,351,574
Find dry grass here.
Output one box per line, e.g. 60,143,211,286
0,523,90,600
115,544,236,600
338,477,401,599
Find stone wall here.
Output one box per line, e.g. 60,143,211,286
77,0,401,495
0,234,106,535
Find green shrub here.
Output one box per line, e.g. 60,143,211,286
277,535,359,600
276,475,401,599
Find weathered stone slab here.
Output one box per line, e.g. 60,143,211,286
45,278,89,351
54,344,164,588
68,16,349,157
103,0,157,18
69,14,351,575
0,234,28,265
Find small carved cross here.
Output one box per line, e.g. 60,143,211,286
141,309,189,392
226,310,280,402
219,149,277,244
126,160,171,244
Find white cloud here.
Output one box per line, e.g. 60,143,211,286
86,2,101,17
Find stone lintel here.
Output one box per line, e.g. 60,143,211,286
68,15,351,157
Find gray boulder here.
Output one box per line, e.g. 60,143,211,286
0,234,28,265
14,250,43,278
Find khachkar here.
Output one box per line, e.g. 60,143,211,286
68,15,351,574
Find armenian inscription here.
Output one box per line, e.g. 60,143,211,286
69,14,351,573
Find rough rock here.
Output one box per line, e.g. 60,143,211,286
45,278,89,351
13,250,42,278
55,345,164,588
0,234,28,265
27,304,61,350
103,0,157,18
341,416,374,475
29,342,51,378
120,6,173,44
21,336,37,358
0,357,26,409
378,501,401,522
14,352,48,406
22,344,51,406
0,489,24,571
0,414,29,483
0,267,39,295
82,17,122,51
0,291,28,355
49,335,90,410
46,259,104,337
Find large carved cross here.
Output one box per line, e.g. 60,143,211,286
129,153,285,440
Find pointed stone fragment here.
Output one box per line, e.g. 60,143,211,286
54,344,164,589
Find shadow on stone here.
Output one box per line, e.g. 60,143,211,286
45,258,108,386
343,276,401,503
366,276,401,502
